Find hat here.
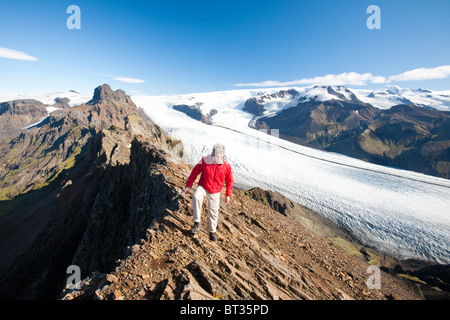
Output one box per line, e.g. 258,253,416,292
211,143,225,155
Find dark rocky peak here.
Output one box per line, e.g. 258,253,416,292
68,84,144,131
0,99,46,115
172,104,212,124
415,88,432,94
53,97,70,107
325,86,363,103
327,86,348,101
0,99,49,140
87,84,128,105
268,89,298,99
242,89,299,117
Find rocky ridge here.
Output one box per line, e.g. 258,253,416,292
60,161,422,300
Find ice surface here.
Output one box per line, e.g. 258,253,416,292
0,91,90,106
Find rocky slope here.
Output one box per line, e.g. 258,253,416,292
58,162,423,301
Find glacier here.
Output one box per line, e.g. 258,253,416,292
132,88,450,264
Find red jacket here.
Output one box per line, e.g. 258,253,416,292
186,156,234,196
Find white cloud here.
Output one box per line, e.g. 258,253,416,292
98,74,144,84
372,76,387,84
0,47,38,61
234,72,385,87
112,76,145,83
234,65,450,88
388,65,450,82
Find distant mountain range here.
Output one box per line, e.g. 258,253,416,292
247,86,450,179
157,85,450,179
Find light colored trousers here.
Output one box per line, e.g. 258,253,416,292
192,186,221,233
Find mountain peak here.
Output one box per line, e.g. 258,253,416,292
384,85,402,95
87,84,128,104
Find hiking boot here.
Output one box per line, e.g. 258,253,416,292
209,232,217,241
191,222,200,234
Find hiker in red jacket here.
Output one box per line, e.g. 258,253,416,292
184,143,234,241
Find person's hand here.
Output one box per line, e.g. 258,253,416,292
225,196,231,203
184,186,191,194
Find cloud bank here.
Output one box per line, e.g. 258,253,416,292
388,65,450,82
235,65,450,88
0,47,38,61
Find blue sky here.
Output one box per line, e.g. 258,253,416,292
1,0,449,95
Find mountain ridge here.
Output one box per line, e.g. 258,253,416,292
58,161,423,300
